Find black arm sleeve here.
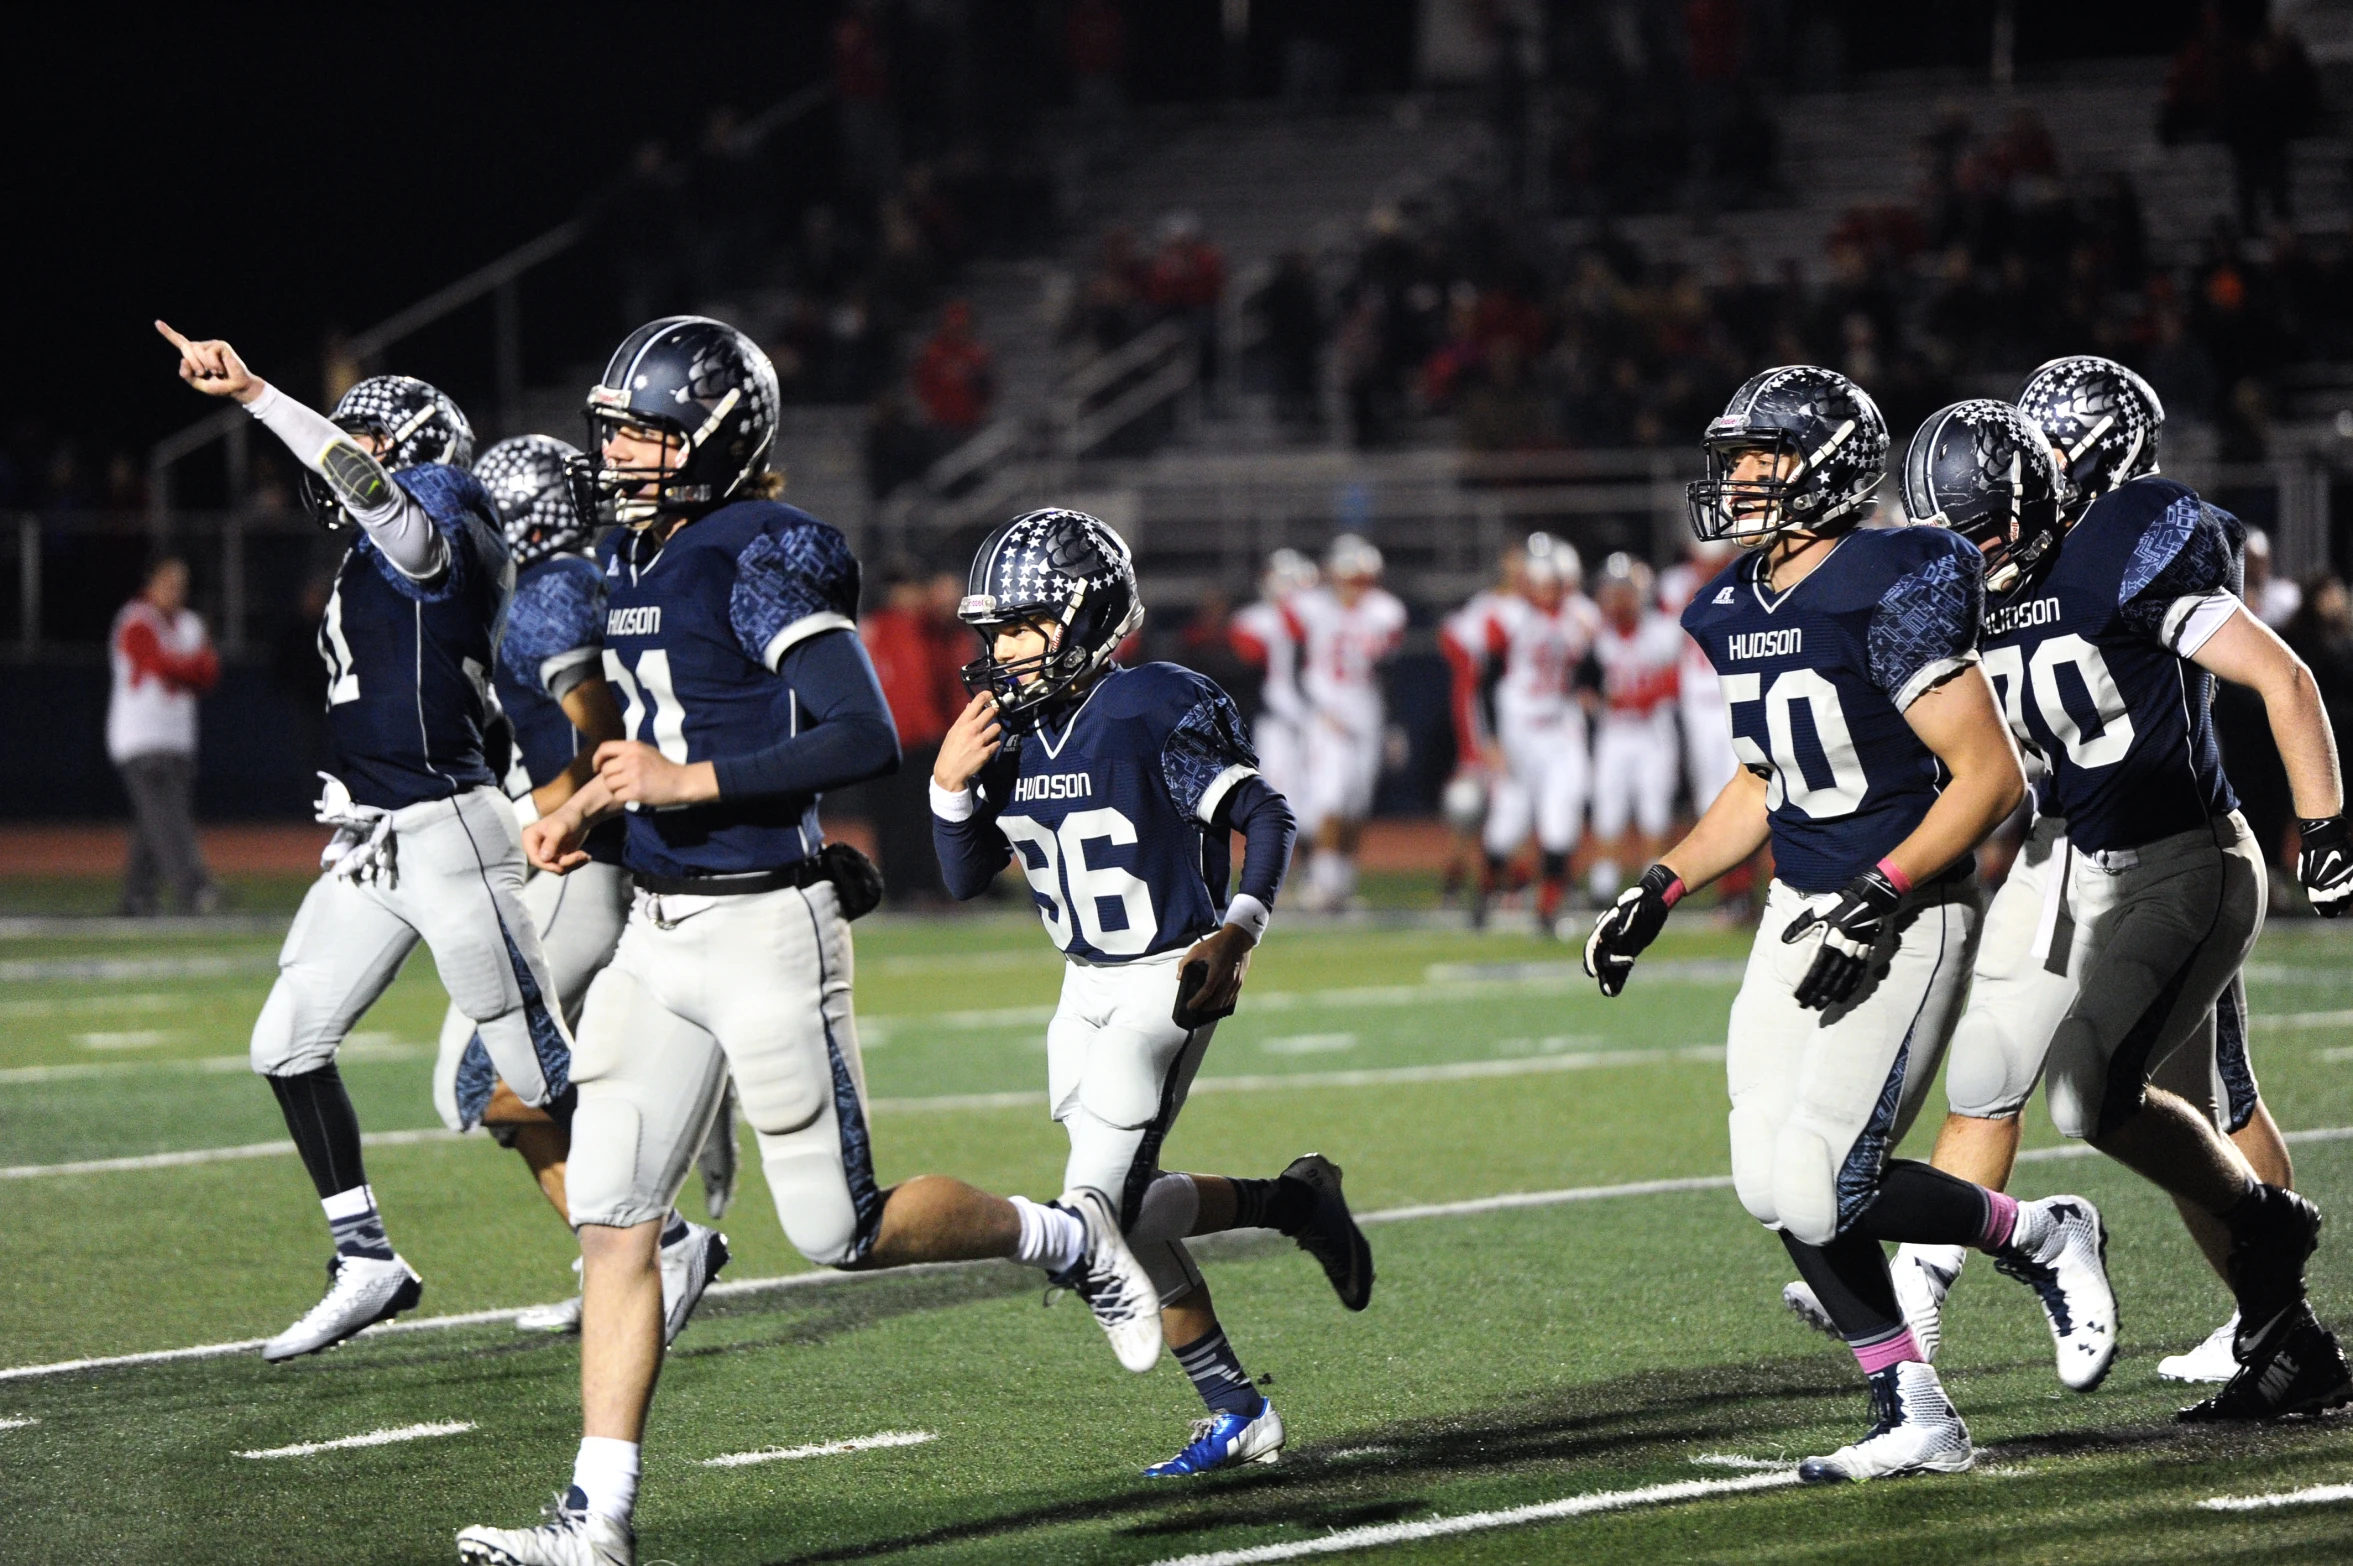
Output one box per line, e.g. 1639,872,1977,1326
711,629,901,801
1214,775,1296,908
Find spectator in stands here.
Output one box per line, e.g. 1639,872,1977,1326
859,562,955,905
1144,210,1226,391
2245,527,2302,627
863,391,937,503
1262,249,1324,432
1076,226,1148,353
912,298,995,434
108,557,220,916
2163,1,2320,232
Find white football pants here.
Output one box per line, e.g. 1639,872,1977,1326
1483,713,1588,858
1591,712,1678,839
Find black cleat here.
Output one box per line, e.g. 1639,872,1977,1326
2177,1305,2353,1423
1279,1154,1375,1311
2225,1185,2323,1354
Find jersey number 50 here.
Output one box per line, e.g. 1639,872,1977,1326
1720,669,1867,817
995,809,1157,955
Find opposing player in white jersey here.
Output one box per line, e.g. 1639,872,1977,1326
1585,367,2117,1483
1585,554,1683,904
933,507,1374,1477
1658,538,1742,820
462,321,1167,1566
1437,545,1527,918
1879,369,2349,1421
428,435,729,1341
163,324,578,1364
1291,534,1406,910
1449,534,1599,931
1227,547,1318,804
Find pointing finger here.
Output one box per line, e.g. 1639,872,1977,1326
154,320,196,354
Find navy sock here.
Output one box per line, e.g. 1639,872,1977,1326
1228,1176,1314,1235
1172,1328,1264,1417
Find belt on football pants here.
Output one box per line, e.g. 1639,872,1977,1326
632,859,827,898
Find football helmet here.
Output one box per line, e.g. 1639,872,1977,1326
959,508,1144,729
579,315,780,528
1523,531,1581,590
1686,366,1888,545
1260,547,1319,599
2015,355,2163,517
1327,533,1383,581
1902,399,2066,593
476,436,592,568
298,374,473,530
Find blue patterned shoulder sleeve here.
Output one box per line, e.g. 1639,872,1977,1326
502,558,607,691
2118,493,2237,639
362,464,499,604
729,517,863,669
1866,537,1982,710
1159,673,1262,823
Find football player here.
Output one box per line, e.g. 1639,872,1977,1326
1449,534,1598,931
1436,543,1524,921
1880,369,2350,1420
161,323,576,1363
932,506,1374,1476
1658,537,1742,827
1227,547,1318,805
428,435,729,1341
1583,366,2118,1483
461,319,1170,1566
1291,534,1406,911
1585,552,1683,905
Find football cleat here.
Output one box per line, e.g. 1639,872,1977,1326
458,1488,632,1566
1797,1362,1973,1484
1992,1196,2117,1392
1279,1154,1375,1312
517,1258,584,1335
1143,1402,1286,1477
2178,1304,2353,1423
261,1253,422,1362
1049,1187,1164,1373
659,1222,729,1346
1781,1281,1840,1339
2158,1314,2241,1384
2224,1186,2322,1355
1890,1243,1966,1363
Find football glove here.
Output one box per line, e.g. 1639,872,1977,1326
1781,866,1904,1010
2298,816,2353,918
1582,863,1683,997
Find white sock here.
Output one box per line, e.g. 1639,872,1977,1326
571,1436,640,1525
1009,1195,1086,1273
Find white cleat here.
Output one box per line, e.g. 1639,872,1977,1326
1890,1243,1966,1363
659,1221,729,1346
1052,1187,1164,1373
2159,1314,2242,1384
1782,1281,1841,1339
458,1491,632,1566
262,1252,423,1362
1993,1195,2117,1393
1798,1362,1974,1484
517,1259,584,1334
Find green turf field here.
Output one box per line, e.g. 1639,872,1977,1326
5,904,2353,1563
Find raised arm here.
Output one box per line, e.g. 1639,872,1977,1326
930,690,1014,900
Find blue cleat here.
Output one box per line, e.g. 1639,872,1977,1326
1142,1402,1286,1477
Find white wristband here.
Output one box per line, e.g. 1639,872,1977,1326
929,778,976,822
1223,893,1271,944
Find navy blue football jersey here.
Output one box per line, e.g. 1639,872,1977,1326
958,663,1259,962
1681,526,1984,892
318,465,514,810
598,500,871,877
1978,477,2241,853
496,551,624,864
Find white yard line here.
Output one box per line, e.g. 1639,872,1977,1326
2256,1010,2353,1030
0,1127,466,1180
1142,1471,1800,1565
1688,1453,1795,1471
0,1417,38,1431
236,1420,475,1460
700,1429,936,1467
2199,1481,2353,1511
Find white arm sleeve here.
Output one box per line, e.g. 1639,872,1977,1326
245,384,448,580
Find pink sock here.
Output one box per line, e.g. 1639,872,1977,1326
1978,1189,2020,1251
1852,1329,1925,1375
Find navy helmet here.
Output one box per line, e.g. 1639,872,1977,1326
476,435,591,567
579,315,780,528
1903,399,2066,594
299,374,472,530
1686,365,1888,545
2014,354,2163,520
958,508,1143,729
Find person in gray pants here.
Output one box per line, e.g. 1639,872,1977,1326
106,556,221,914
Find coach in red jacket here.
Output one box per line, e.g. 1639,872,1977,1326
107,557,221,914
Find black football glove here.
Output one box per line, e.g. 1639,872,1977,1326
1781,866,1904,1010
2298,816,2353,918
1583,863,1683,998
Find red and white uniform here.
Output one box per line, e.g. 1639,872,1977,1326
1589,610,1682,839
1446,589,1599,856
1291,584,1406,831
1657,560,1739,812
106,599,219,763
1229,595,1310,802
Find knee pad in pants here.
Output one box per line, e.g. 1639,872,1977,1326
760,1127,865,1267
1773,1128,1840,1246
1131,1172,1200,1244
1136,1236,1204,1307
566,1096,648,1229
1943,1007,2038,1121
2042,1015,2108,1141
1729,1105,1780,1227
